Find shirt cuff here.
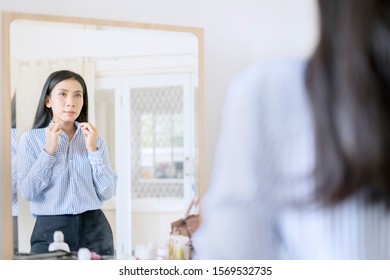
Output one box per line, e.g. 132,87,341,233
88,148,103,164
40,149,56,168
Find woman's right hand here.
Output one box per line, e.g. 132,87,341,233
44,123,62,155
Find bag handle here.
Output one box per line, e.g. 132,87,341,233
183,196,200,219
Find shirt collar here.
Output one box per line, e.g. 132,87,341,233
48,120,81,131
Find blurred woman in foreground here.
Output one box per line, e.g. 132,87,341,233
193,0,390,259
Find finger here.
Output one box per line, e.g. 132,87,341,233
81,128,93,138
83,131,90,138
81,127,91,135
49,123,61,132
80,122,97,133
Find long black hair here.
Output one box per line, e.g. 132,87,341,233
33,70,89,129
306,0,390,205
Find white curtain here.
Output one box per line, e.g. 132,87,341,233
11,57,96,137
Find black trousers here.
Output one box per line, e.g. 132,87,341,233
13,216,18,254
30,209,114,256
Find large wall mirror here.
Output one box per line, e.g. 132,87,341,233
1,12,204,259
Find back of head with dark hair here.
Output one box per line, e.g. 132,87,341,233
306,0,390,205
33,70,89,129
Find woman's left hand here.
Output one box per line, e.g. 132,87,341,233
79,122,98,152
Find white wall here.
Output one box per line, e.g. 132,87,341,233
0,0,319,258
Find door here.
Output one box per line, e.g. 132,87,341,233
95,73,198,259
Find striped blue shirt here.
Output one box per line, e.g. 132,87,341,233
193,57,390,259
11,128,18,216
17,121,117,216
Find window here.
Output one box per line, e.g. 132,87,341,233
131,86,184,198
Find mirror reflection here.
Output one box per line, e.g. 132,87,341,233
8,14,202,259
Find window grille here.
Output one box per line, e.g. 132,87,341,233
131,86,184,198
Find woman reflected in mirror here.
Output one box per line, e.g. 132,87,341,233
17,70,117,256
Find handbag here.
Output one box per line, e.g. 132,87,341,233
171,197,200,239
170,197,200,259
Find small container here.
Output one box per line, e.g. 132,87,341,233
169,235,190,260
48,231,70,252
156,248,169,260
78,248,91,260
